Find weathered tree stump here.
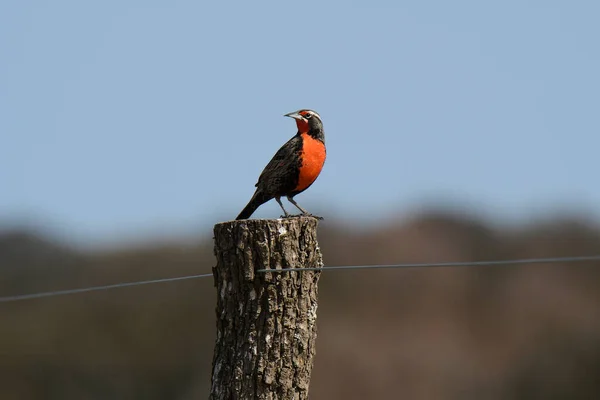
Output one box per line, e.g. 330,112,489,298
210,217,323,400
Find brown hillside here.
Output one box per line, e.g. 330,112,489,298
1,212,599,399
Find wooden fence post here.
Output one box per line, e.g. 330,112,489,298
210,217,323,400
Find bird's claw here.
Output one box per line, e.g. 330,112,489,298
280,213,323,220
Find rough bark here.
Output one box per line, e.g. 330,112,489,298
210,217,323,400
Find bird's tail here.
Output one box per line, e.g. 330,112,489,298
236,189,270,220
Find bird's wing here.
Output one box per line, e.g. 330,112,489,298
255,134,302,195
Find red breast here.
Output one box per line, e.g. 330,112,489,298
295,133,326,192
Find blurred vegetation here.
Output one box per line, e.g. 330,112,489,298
1,211,600,399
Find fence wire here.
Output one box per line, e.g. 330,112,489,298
2,255,600,303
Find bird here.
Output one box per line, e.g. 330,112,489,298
236,109,326,220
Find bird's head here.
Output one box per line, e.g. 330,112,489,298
284,109,323,136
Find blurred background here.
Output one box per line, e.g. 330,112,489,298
2,1,600,399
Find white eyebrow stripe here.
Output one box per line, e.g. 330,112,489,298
307,110,321,120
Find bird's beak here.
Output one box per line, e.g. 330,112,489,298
284,111,303,120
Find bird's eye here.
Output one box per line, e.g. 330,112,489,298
304,112,312,119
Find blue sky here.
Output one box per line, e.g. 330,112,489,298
2,1,599,246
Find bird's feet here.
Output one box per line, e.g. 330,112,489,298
280,213,324,220
305,213,324,220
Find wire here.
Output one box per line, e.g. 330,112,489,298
0,273,213,303
256,255,600,273
3,255,600,303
